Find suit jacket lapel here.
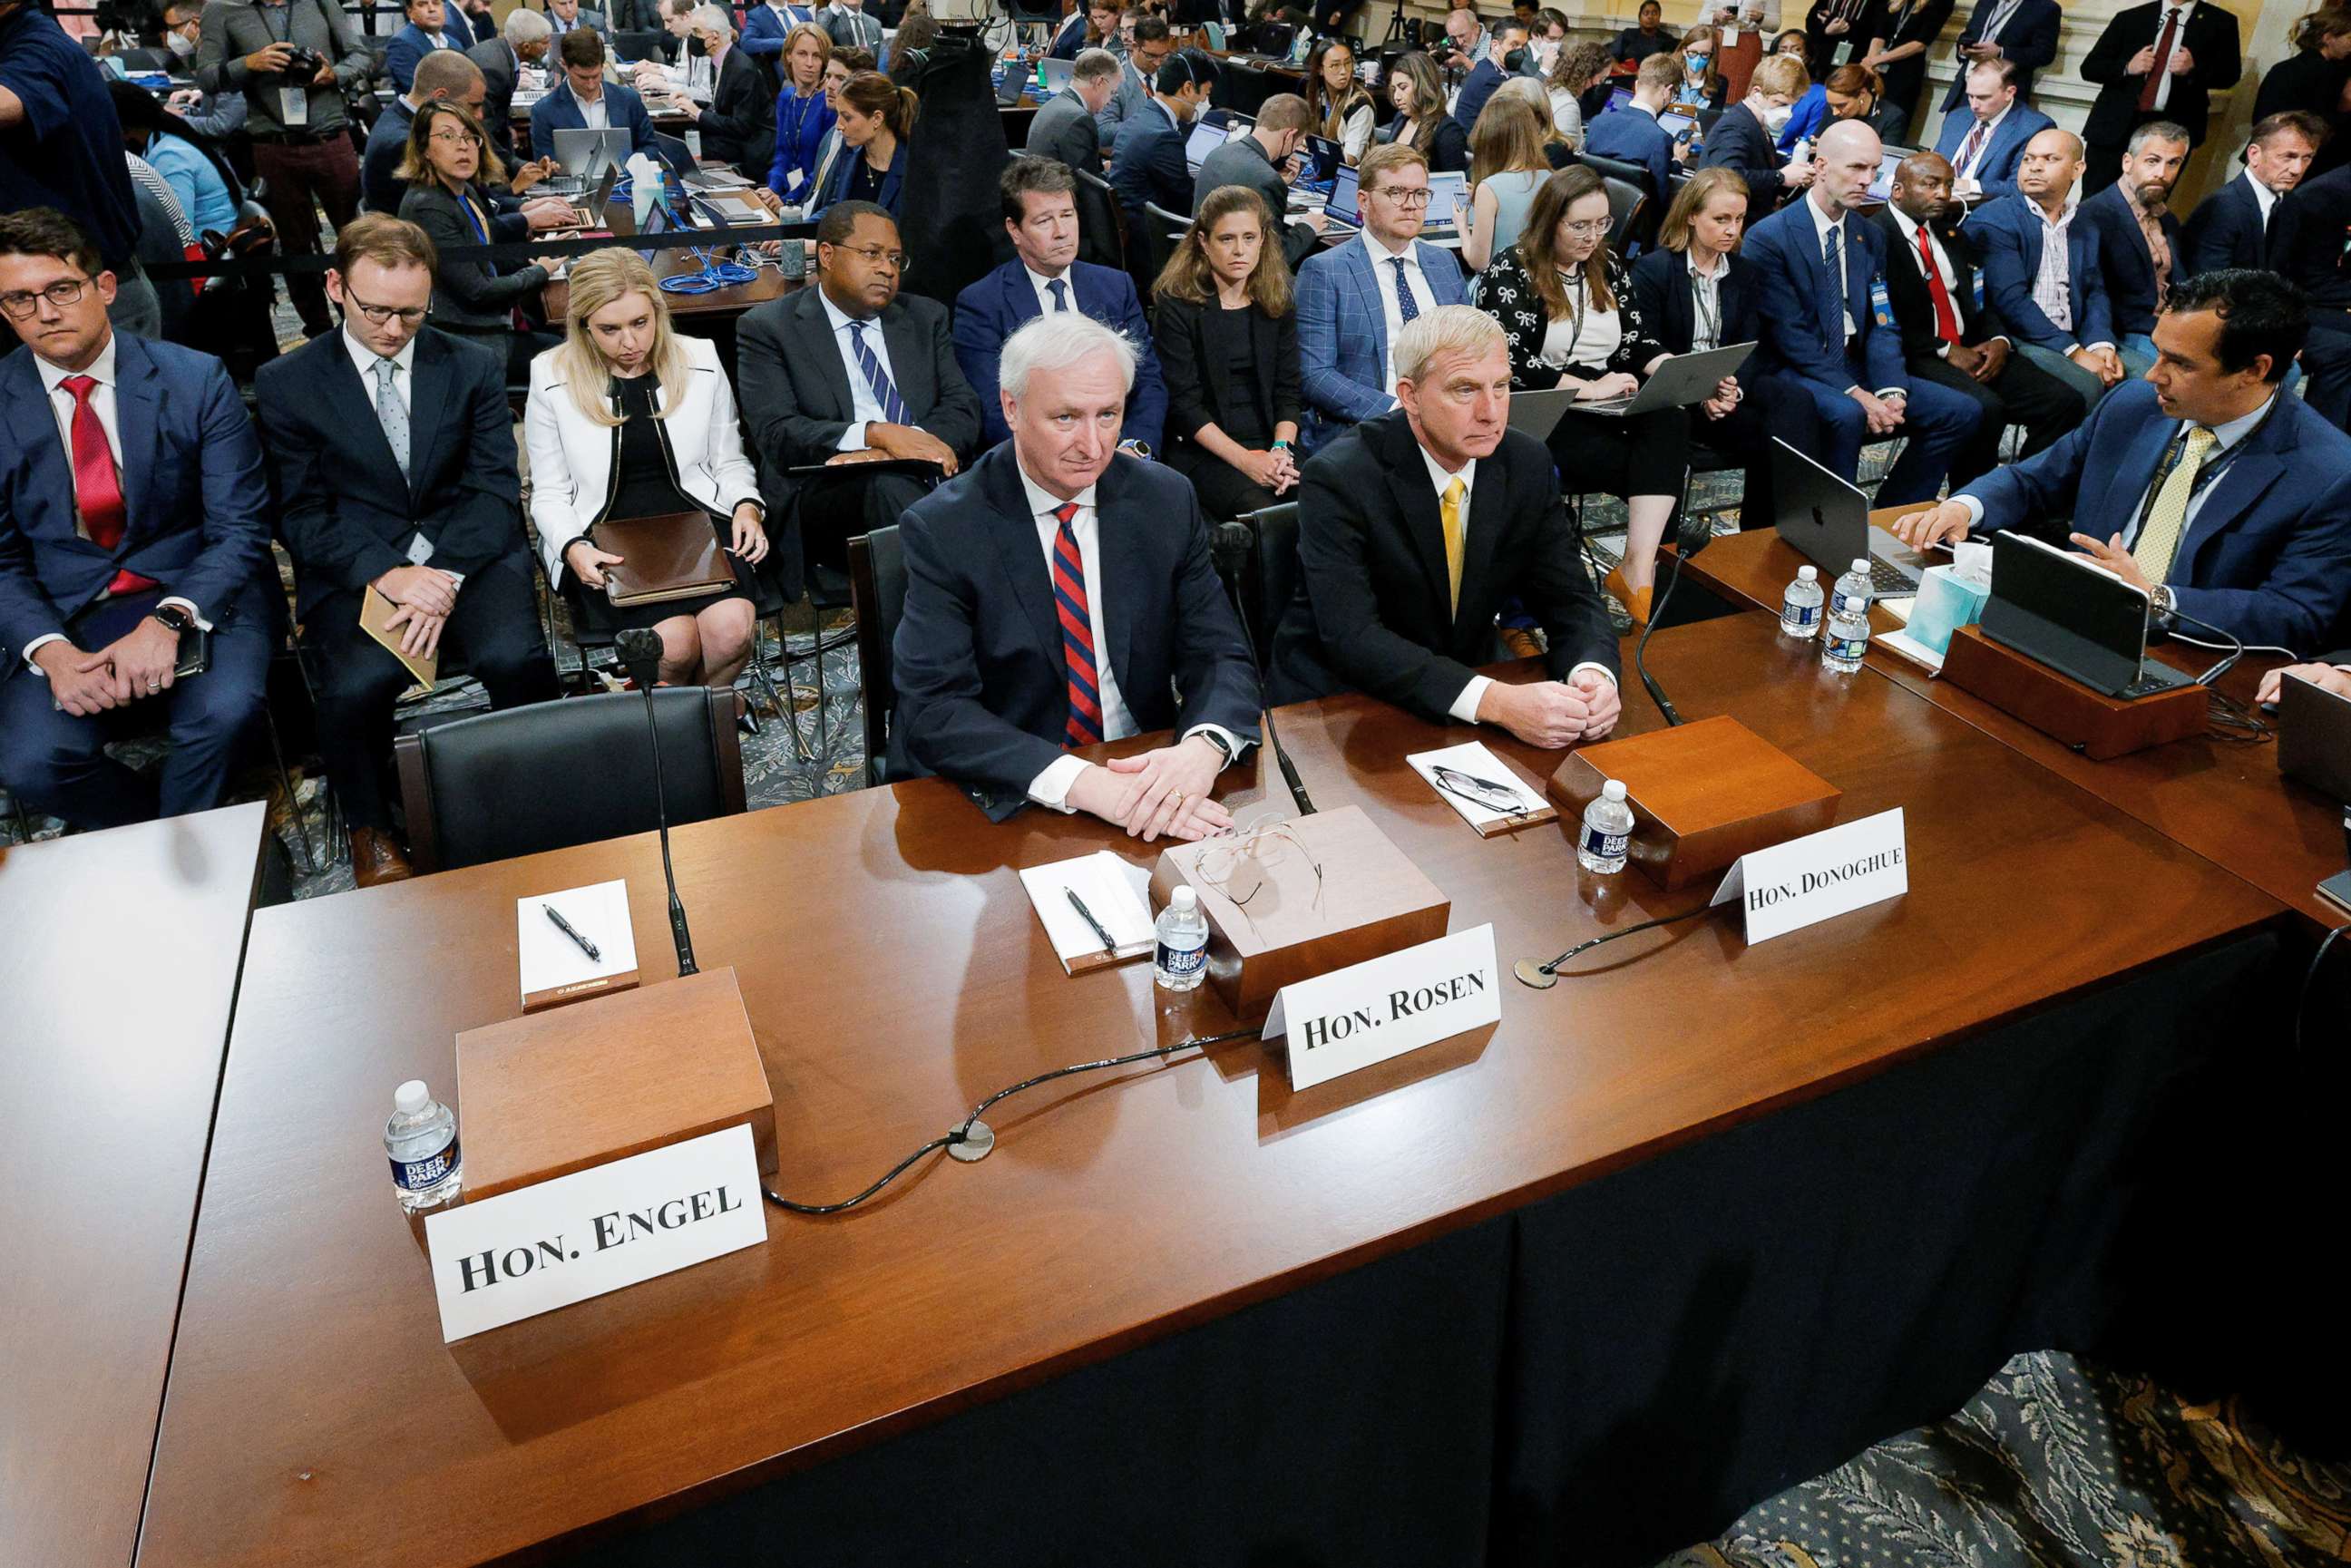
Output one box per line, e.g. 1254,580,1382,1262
1004,264,1043,331
319,337,407,496
111,335,161,542
1379,423,1453,627
405,333,452,501
1096,459,1144,694
1458,454,1507,628
981,450,1065,674
1348,243,1387,375
881,304,928,419
2177,410,2288,576
2098,413,2177,541
794,291,856,419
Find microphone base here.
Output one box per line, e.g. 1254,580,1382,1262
948,1118,997,1163
1512,959,1559,989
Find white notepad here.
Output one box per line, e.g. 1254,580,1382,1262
1407,741,1551,830
515,879,641,1011
1019,851,1157,973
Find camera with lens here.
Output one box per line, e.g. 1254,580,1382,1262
272,44,327,78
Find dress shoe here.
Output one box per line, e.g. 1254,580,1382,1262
349,827,414,888
1603,565,1654,628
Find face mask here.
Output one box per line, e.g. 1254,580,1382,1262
1533,38,1559,67
1760,102,1792,131
1685,52,1709,73
1504,46,1528,71
167,25,197,56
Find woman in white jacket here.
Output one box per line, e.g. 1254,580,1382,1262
525,249,771,691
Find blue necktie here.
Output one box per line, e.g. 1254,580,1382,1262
848,319,908,425
1390,256,1419,325
1048,278,1069,313
1821,221,1849,349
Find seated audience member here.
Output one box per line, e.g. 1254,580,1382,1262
1108,47,1215,228
1932,56,2052,200
1307,37,1377,163
957,157,1166,453
736,201,982,586
525,249,769,691
545,0,611,44
1891,269,2351,654
812,70,914,218
1871,150,2078,487
253,215,559,885
1587,53,1693,206
1546,39,1614,148
1153,188,1303,517
765,22,834,200
158,0,247,141
805,47,865,197
1703,54,1813,219
1631,166,1821,536
2184,111,2323,273
1673,24,1731,111
385,0,464,93
820,0,883,56
1028,45,1118,176
891,314,1260,833
469,7,552,167
1771,26,1812,57
1462,92,1553,272
0,209,272,831
395,102,567,385
1478,166,1688,623
1452,17,1528,134
1776,75,1831,154
106,82,237,239
1044,0,1110,61
1097,15,1172,151
2077,120,2190,376
1377,51,1469,175
364,49,493,217
530,28,658,161
741,0,819,83
1273,305,1621,745
1967,125,2126,414
1195,91,1327,270
1743,120,1979,502
1612,0,1676,63
1295,141,1469,451
1819,63,1908,145
639,6,773,172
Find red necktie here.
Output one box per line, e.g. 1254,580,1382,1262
1051,502,1104,747
61,375,156,597
1917,224,1961,345
2138,7,2179,112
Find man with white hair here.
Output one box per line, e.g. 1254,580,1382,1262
1273,306,1622,749
469,6,552,165
892,313,1262,833
1027,44,1119,176
647,4,770,168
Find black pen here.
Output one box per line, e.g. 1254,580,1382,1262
1065,888,1118,953
544,903,600,962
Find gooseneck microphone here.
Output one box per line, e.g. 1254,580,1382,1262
614,628,698,977
1631,527,1692,726
1211,521,1316,815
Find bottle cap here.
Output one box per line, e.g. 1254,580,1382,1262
1851,558,1870,574
1797,565,1817,580
394,1079,430,1115
1171,885,1199,911
1601,779,1627,802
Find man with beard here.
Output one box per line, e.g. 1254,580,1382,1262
2078,118,2190,377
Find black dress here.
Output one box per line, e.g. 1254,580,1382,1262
568,373,756,636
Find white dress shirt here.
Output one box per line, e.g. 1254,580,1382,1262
575,86,611,130
341,327,463,582
1024,262,1078,317
1895,216,2005,356
816,287,902,452
2023,193,2112,354
2245,169,2282,227
2149,2,2192,114
1362,229,1436,403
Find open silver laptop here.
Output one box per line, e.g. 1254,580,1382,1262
1575,341,1756,415
551,126,631,186
1769,437,1933,597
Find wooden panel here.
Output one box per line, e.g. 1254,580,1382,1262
137,619,2279,1568
1941,623,2210,759
0,803,266,1568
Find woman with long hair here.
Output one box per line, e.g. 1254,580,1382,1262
1304,37,1376,163
1823,63,1907,141
394,101,564,382
1151,187,1303,517
1478,166,1687,623
813,70,918,216
1546,38,1614,146
2257,8,2351,174
1463,93,1553,271
1375,51,1468,173
767,22,835,203
1673,24,1728,111
524,248,771,690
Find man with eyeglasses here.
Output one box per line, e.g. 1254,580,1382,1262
1108,45,1217,229
1294,141,1469,452
253,214,559,885
1096,14,1171,151
737,201,984,598
0,209,274,833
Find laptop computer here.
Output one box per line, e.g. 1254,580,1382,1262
996,64,1026,104
1299,132,1341,190
1979,533,2200,699
1605,85,1633,114
571,166,620,228
1864,144,1917,202
1423,170,1466,230
2281,670,2351,802
551,126,630,186
1324,161,1363,228
635,200,674,265
1039,55,1075,93
1657,109,1699,143
1185,116,1232,174
1505,386,1579,441
1769,437,1934,598
1575,342,1756,415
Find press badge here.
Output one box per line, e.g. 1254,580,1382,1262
1972,271,1985,309
280,85,308,125
1869,278,1893,328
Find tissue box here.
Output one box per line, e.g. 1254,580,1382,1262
1907,562,1991,657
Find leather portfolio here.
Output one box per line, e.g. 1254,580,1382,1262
596,511,734,608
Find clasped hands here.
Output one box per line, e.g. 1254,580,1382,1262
34,616,183,716
1478,670,1621,749
375,562,459,660
1066,734,1233,842
1852,386,1908,435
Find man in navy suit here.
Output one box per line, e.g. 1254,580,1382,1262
1743,121,1979,502
1890,268,2351,653
1932,57,2053,200
2077,120,2190,376
738,0,816,87
955,157,1166,453
0,210,274,831
1295,141,1469,451
385,0,464,93
1700,52,1818,221
1939,0,2062,112
1451,18,1527,133
2181,110,2320,273
1107,46,1215,229
1967,126,2129,415
254,215,558,885
891,313,1260,832
529,28,658,161
1587,53,1692,205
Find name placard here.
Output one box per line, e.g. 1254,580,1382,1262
1263,924,1499,1091
423,1124,766,1343
1709,807,1908,944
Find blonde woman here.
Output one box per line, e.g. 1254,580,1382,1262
1462,91,1553,272
524,249,771,688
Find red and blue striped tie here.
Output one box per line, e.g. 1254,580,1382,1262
1051,502,1104,748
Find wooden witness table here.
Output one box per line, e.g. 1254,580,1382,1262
136,616,2286,1567
1674,521,2351,929
0,803,268,1568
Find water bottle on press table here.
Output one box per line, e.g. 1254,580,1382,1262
1779,563,1822,639
1829,558,1874,621
1154,885,1210,992
1576,779,1634,875
1821,592,1870,675
385,1079,463,1213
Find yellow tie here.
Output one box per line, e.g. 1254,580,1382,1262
2132,424,2218,585
1441,475,1467,616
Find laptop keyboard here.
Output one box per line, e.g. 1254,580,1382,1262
1867,558,1916,597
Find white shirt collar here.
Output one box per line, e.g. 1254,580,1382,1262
1419,442,1474,500
1975,101,2010,132
342,325,417,384
1687,248,1728,280
34,331,117,399
1805,191,1846,245
815,286,879,333
1361,225,1417,264
2245,169,2284,217
1016,460,1098,524
1023,261,1072,298
2028,190,2081,228
2204,391,2274,451
1627,99,1659,120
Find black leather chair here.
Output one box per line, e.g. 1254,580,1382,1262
1137,200,1188,302
1575,151,1658,252
848,525,905,789
393,687,746,873
1220,501,1298,664
1074,167,1129,271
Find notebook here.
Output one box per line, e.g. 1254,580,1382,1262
360,584,439,686
594,511,735,607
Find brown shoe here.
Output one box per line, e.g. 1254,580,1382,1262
349,827,414,888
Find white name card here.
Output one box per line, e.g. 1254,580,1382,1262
1263,924,1499,1091
423,1124,766,1343
1710,807,1908,944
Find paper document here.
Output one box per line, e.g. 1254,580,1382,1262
1019,851,1156,972
517,879,639,1008
1407,741,1550,829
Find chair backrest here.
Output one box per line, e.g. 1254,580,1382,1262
1074,166,1128,271
1246,502,1300,661
394,687,746,874
1137,200,1189,302
1575,151,1658,253
848,525,906,787
1602,178,1647,255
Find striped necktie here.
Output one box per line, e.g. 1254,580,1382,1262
1051,502,1105,747
847,319,908,425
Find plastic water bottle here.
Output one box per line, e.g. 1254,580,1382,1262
1154,885,1210,991
1822,595,1870,675
1830,557,1874,622
1779,563,1823,639
385,1079,462,1213
1576,779,1634,875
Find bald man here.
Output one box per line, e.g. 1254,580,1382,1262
1964,126,2126,415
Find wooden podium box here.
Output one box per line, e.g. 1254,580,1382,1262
455,966,776,1203
1548,716,1842,891
1940,625,2208,760
1149,805,1449,1024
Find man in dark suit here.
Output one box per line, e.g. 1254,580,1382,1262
0,209,274,831
891,314,1259,832
818,0,883,55
1097,17,1173,152
2079,0,2241,193
1891,268,2351,653
467,7,552,167
956,157,1166,453
253,215,558,885
1938,0,2062,113
529,28,658,161
1026,46,1118,176
641,5,772,170
385,0,464,93
2077,119,2191,375
1967,126,2127,415
739,0,816,87
1588,53,1693,209
1931,56,2053,199
1273,305,1622,746
737,202,983,597
1743,120,1980,502
1194,92,1328,269
2271,159,2351,426
1048,0,1116,59
2182,109,2321,273
1702,53,1818,220
543,0,611,44
1872,151,2079,486
1451,18,1527,134
1107,47,1215,228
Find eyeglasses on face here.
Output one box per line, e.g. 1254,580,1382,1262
426,127,482,147
1556,217,1611,238
346,294,429,326
834,243,912,271
0,278,88,317
1372,185,1432,206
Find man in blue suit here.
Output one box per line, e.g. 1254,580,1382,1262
1106,46,1215,229
2182,111,2320,275
1744,121,1979,503
1451,19,1527,133
1939,0,2062,113
529,29,658,161
1933,57,2052,200
1966,125,2128,414
1586,54,1690,206
1295,141,1469,452
739,0,816,85
955,157,1166,453
1097,15,1171,151
2077,120,2190,376
1890,268,2351,654
384,0,465,93
0,210,274,831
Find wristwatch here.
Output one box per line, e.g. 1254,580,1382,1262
1195,730,1235,767
150,605,195,637
2148,584,2177,618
